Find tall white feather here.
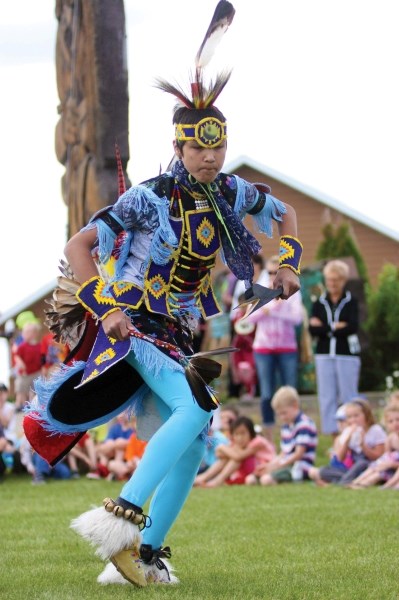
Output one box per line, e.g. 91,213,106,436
195,1,235,69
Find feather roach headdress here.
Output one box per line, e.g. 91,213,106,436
155,0,235,148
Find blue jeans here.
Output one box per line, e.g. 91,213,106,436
254,351,298,425
33,453,71,479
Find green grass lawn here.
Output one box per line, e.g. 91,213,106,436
1,475,397,600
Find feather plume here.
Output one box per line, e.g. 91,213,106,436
189,346,237,359
200,70,232,108
155,70,232,111
155,1,235,110
192,0,235,108
185,363,220,412
188,356,222,384
195,0,236,69
153,78,195,109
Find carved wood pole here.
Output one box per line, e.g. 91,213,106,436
55,0,130,236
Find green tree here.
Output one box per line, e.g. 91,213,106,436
362,263,399,390
316,222,368,282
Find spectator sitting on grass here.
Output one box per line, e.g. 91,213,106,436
380,393,399,489
107,432,147,481
0,382,17,446
0,424,13,481
215,404,240,438
67,432,98,476
314,398,386,486
194,416,275,487
31,452,72,485
87,411,135,479
308,404,353,486
349,402,399,489
19,433,72,484
198,405,240,474
250,386,317,485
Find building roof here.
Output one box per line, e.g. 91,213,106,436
226,155,399,243
1,154,398,325
0,279,57,327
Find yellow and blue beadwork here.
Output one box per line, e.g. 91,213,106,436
175,117,227,148
279,235,303,275
185,210,220,259
196,216,215,249
94,348,117,366
76,275,120,321
146,274,168,300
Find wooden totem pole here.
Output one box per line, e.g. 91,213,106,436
54,0,130,236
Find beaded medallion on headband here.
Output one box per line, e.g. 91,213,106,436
154,1,235,142
175,117,227,147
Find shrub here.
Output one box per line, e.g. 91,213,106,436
362,264,399,389
316,222,369,282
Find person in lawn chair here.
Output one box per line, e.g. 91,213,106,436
24,0,302,587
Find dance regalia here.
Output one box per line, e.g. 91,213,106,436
23,1,303,587
26,159,286,459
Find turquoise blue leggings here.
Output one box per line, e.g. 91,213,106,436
121,354,211,548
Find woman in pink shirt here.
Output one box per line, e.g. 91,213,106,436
244,256,304,441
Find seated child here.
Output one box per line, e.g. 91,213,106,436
87,411,135,479
0,424,13,480
381,464,399,490
315,398,386,485
107,432,147,481
308,405,353,486
349,402,399,489
194,416,275,487
32,452,72,484
197,405,239,474
253,386,317,485
67,432,98,475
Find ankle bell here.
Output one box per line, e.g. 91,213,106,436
102,497,149,528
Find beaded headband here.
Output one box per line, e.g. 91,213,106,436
175,117,227,148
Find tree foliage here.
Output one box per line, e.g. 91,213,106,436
316,222,368,282
362,264,399,389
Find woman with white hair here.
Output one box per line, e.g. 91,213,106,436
309,260,361,435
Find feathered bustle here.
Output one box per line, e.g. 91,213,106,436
44,259,86,350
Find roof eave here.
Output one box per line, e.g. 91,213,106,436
225,154,399,243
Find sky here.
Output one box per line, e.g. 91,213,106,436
0,0,398,318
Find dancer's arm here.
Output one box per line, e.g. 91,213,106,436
65,228,135,340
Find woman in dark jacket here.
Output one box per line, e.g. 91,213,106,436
309,260,361,434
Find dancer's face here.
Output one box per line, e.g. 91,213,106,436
175,140,227,184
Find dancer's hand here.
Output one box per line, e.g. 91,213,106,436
102,310,135,341
274,268,300,299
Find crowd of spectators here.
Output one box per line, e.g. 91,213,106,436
0,385,147,485
1,257,398,492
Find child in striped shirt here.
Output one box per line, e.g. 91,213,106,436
253,386,317,485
